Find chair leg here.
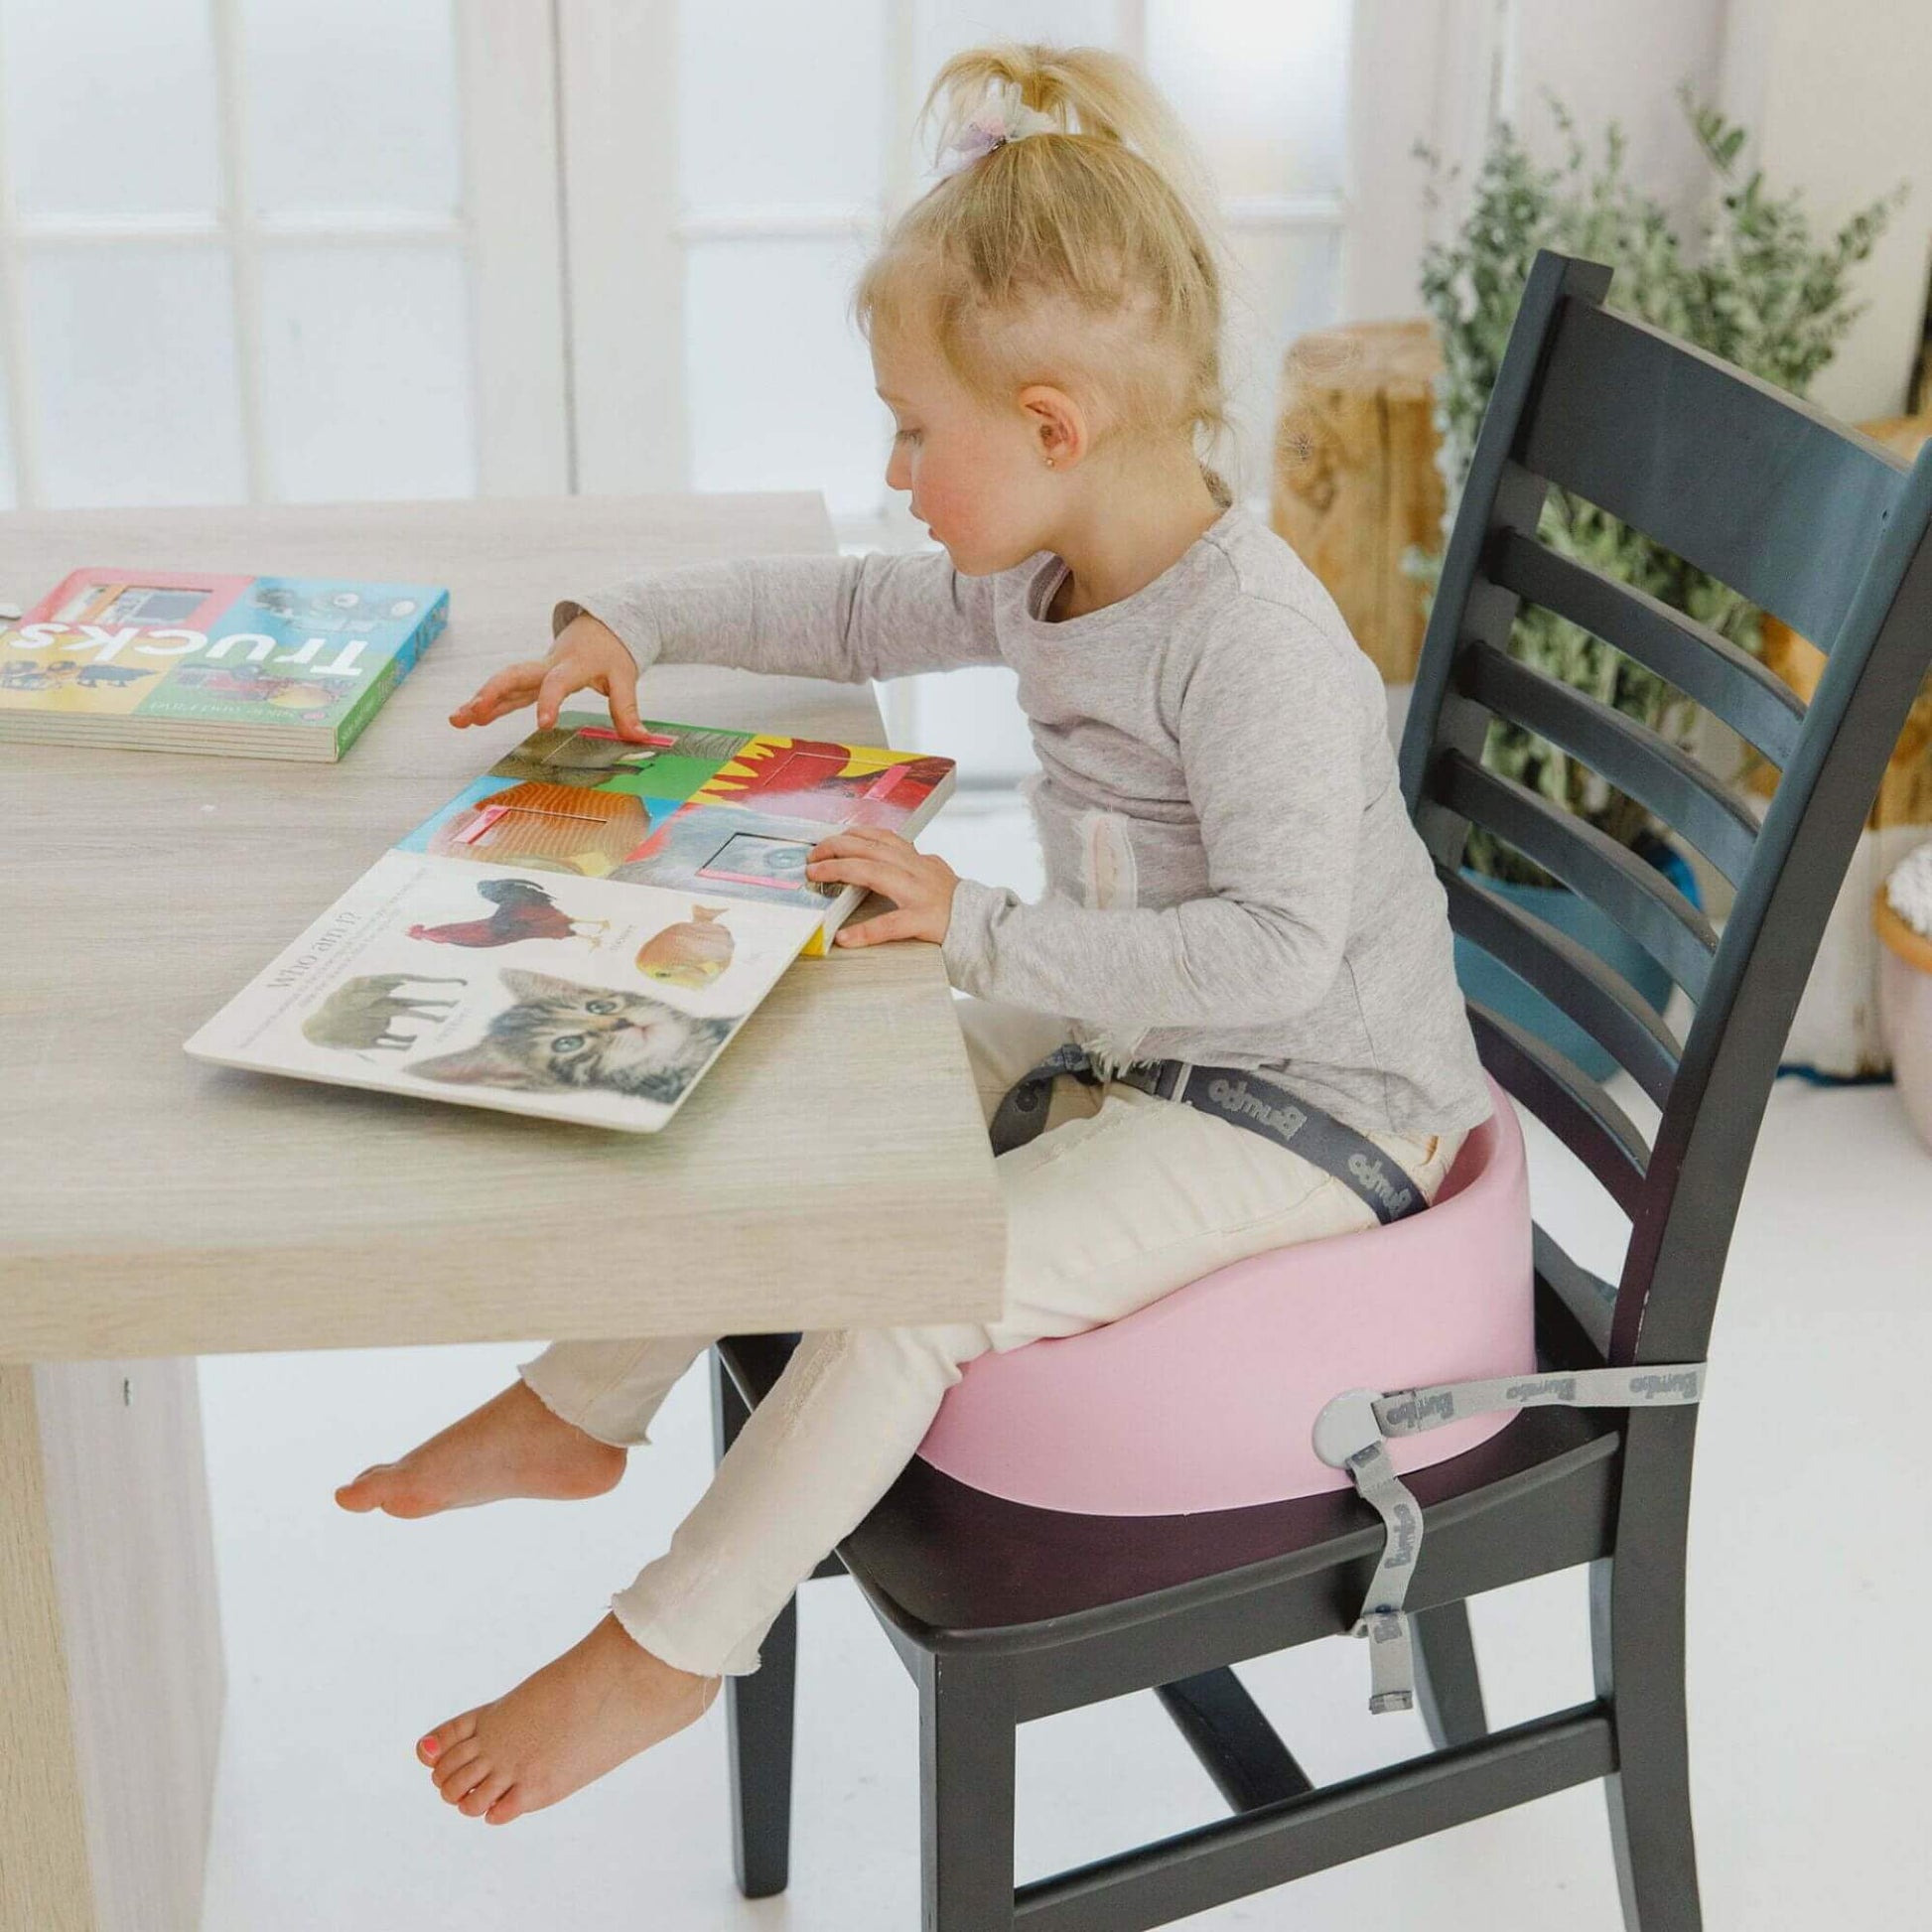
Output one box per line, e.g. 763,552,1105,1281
1154,1668,1313,1809
918,1652,1017,1932
711,1348,796,1899
1411,1600,1489,1749
1590,1553,1702,1930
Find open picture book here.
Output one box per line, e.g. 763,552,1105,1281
184,710,958,1132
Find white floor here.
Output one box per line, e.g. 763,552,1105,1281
196,795,1931,1929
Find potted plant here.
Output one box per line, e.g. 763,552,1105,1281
1407,84,1906,1082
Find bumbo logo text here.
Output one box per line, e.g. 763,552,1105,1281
1346,1150,1414,1214
1204,1075,1308,1139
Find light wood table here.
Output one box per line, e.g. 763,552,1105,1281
0,494,1006,1932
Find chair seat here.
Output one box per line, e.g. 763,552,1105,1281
712,1328,1621,1651
911,1071,1536,1515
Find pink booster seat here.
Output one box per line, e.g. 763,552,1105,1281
913,1071,1535,1516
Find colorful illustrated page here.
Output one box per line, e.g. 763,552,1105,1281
390,710,956,912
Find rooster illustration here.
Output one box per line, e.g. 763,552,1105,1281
406,878,612,950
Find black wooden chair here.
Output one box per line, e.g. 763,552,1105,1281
708,245,1932,1929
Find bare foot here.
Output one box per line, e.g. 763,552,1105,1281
417,1612,721,1824
334,1380,626,1518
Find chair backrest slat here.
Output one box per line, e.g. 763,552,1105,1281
1487,528,1808,768
1532,1223,1619,1361
1456,639,1762,883
1464,1001,1650,1214
1520,296,1903,646
1399,246,1932,1376
1437,865,1680,1108
1429,748,1718,1003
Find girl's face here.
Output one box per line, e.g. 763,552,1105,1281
873,334,1065,576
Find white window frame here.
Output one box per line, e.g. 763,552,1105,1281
0,0,571,507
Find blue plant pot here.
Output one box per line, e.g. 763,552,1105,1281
1451,833,1703,1084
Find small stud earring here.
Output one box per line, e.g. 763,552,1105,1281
1044,456,1055,468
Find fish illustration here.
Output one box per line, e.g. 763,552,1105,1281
635,903,736,988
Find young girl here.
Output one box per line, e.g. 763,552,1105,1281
335,41,1493,1828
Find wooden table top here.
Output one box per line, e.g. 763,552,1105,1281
0,494,1006,1361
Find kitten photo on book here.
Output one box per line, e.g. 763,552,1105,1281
408,972,743,1106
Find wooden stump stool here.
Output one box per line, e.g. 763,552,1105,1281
1269,317,1446,684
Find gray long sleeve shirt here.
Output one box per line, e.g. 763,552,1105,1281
556,502,1494,1140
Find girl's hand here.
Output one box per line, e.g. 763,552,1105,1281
807,827,959,947
449,612,655,740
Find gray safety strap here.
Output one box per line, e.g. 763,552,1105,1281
990,1047,1431,1225
1167,1063,1431,1225
987,1041,1103,1156
1311,1364,1708,1715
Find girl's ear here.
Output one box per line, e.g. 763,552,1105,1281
1018,383,1083,468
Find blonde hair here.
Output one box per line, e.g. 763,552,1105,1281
851,42,1238,509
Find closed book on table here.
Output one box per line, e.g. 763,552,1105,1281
0,568,448,759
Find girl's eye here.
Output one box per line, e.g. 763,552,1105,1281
893,428,920,445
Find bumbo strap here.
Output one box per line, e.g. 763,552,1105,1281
1158,1063,1431,1225
1311,1364,1709,1715
989,1047,1432,1225
987,1041,1102,1156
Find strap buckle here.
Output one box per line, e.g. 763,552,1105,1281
1311,1363,1709,1715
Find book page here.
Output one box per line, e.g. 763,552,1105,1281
185,852,824,1132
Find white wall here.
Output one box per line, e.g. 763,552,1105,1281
1510,0,1730,237
1718,0,1932,422
1344,0,1731,324
1352,0,1931,431
1482,0,1932,424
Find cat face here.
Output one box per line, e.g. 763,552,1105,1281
409,970,743,1104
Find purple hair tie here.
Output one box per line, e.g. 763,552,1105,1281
932,97,1058,179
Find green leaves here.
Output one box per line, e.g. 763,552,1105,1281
1407,86,1906,884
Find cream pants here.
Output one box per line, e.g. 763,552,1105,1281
517,994,1465,1677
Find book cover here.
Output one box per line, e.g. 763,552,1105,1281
184,710,958,1133
0,568,449,758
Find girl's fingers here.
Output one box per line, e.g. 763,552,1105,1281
807,855,903,895
809,827,910,861
451,660,547,725
534,661,580,730
605,671,647,741
837,913,913,946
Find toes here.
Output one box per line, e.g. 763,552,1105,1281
431,1739,482,1791
337,1462,433,1516
460,1769,514,1818
419,1712,478,1767
334,1467,384,1510
373,1475,433,1519
441,1754,494,1807
483,1784,526,1826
